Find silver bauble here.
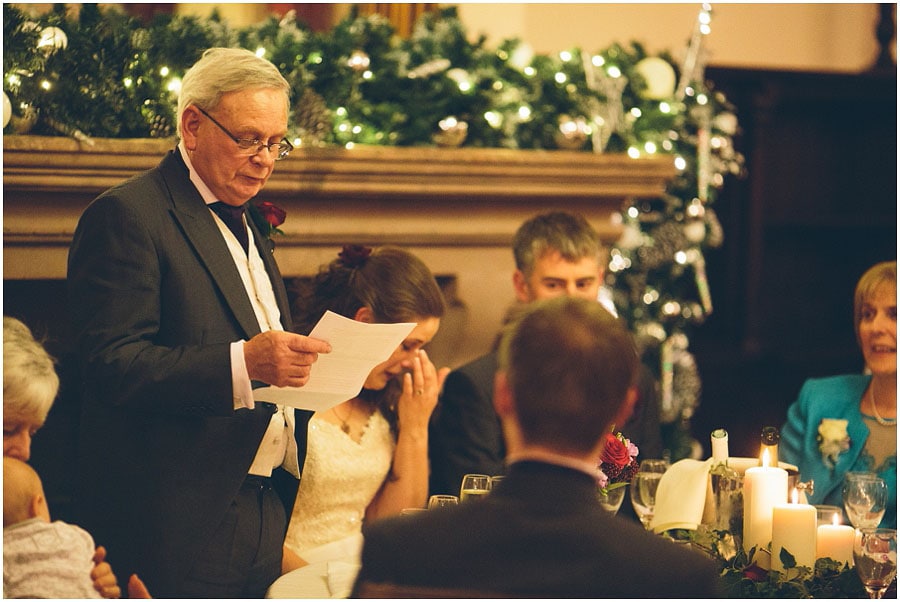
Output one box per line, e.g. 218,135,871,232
432,117,468,147
554,115,589,150
634,57,676,100
347,50,371,72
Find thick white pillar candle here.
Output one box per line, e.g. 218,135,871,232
742,451,788,563
772,489,817,571
816,514,855,567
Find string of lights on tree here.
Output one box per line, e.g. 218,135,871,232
3,3,744,459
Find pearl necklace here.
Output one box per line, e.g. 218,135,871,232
868,385,897,427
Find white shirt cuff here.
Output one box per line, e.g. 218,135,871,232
232,340,255,410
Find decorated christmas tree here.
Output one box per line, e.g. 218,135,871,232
3,3,744,460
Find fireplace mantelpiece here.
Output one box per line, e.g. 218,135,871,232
4,135,675,365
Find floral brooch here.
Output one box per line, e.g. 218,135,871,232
249,201,287,240
817,418,851,469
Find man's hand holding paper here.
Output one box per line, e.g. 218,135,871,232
254,311,416,411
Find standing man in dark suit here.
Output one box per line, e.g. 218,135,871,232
429,211,662,496
67,47,331,598
354,297,721,598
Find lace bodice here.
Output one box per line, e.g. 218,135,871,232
284,411,394,557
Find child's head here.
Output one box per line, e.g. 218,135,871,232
3,456,50,527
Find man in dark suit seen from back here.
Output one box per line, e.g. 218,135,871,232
429,211,662,497
354,296,721,598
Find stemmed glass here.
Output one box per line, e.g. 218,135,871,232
843,473,887,528
853,528,897,599
629,459,669,530
459,474,491,502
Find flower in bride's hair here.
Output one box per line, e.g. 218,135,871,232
338,244,373,268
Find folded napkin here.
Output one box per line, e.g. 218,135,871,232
650,458,713,534
326,560,361,598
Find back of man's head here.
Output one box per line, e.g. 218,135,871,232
512,212,602,277
497,296,637,454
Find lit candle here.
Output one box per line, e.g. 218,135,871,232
816,513,855,567
771,488,817,572
743,449,789,566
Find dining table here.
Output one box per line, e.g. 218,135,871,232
265,533,362,599
266,558,361,598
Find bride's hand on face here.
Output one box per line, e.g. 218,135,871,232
398,350,450,431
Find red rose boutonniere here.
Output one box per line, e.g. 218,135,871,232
598,429,639,494
249,201,286,240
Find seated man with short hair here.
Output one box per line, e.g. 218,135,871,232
353,297,721,598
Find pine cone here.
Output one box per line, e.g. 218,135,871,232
148,113,173,138
293,88,331,146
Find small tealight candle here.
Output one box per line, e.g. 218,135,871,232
816,513,855,567
771,488,817,572
743,449,789,565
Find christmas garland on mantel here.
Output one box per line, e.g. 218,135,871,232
3,3,745,459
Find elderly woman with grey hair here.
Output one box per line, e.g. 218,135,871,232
3,316,149,598
3,316,59,462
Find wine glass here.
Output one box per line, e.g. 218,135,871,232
629,459,669,529
854,528,897,599
427,495,459,509
843,473,887,528
459,474,491,502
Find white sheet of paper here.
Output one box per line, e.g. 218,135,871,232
253,311,415,411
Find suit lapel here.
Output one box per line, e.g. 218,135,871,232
818,377,872,502
159,151,263,339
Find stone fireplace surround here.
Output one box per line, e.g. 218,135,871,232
4,135,674,368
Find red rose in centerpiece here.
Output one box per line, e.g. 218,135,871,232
597,429,639,493
742,563,768,582
602,432,630,468
255,201,286,228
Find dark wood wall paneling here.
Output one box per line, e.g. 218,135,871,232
690,66,897,458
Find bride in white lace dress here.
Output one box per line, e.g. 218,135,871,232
282,245,450,571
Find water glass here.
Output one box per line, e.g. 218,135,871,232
815,504,844,527
854,528,897,599
400,507,426,516
427,495,460,510
459,474,491,502
843,473,887,528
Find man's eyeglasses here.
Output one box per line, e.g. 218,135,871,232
196,106,293,161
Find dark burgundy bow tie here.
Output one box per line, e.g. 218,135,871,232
210,202,248,254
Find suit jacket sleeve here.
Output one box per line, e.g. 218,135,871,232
781,379,812,472
69,188,236,415
428,354,505,495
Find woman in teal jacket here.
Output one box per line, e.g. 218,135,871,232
782,261,896,528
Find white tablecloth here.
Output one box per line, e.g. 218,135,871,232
266,559,361,598
266,534,362,599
